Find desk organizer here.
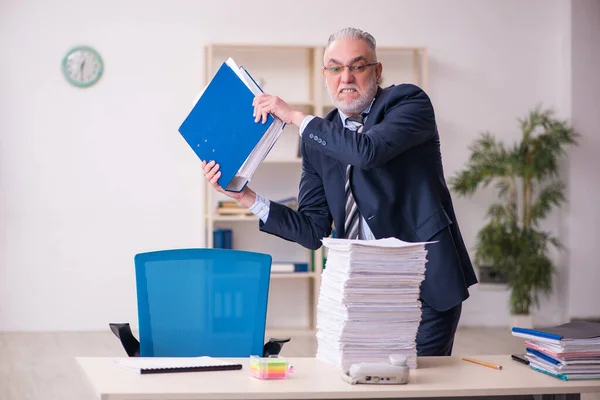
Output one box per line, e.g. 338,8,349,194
250,355,290,380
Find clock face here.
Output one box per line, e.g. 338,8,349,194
61,46,103,87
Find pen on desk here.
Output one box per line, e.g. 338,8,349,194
461,357,503,370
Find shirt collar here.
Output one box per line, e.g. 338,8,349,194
338,97,376,126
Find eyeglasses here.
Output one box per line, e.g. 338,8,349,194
323,62,379,75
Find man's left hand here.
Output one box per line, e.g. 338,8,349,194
252,93,306,127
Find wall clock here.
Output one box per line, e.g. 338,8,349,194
61,46,103,88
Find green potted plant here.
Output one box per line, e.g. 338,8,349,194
449,106,579,328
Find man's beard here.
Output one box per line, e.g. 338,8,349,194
327,79,378,115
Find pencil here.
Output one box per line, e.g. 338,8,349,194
461,357,503,370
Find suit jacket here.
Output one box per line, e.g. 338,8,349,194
260,84,478,311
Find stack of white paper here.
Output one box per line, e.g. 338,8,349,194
316,237,429,371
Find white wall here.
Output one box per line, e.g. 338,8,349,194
0,0,584,331
567,0,600,319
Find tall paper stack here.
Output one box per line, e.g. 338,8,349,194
316,237,429,371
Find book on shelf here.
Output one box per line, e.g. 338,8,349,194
215,200,253,215
213,229,232,249
271,262,309,273
218,200,240,208
178,57,285,192
276,196,298,210
214,198,297,215
215,207,253,216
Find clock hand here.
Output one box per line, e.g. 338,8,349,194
80,60,86,80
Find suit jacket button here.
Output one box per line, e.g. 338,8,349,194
322,140,327,146
309,133,314,139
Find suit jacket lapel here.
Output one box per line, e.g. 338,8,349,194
363,86,383,131
332,114,347,178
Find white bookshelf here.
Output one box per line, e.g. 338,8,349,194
203,43,427,335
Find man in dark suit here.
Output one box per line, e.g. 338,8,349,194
202,27,478,356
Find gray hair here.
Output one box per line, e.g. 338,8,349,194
326,27,377,54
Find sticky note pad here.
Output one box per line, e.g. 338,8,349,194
250,355,290,380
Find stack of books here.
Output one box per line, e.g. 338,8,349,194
216,200,253,216
511,321,600,380
315,237,429,371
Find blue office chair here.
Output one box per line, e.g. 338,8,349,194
109,248,289,358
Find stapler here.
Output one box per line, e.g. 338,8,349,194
341,354,410,385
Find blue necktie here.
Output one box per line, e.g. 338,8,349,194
344,115,364,239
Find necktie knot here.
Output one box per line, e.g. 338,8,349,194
347,114,365,134
347,114,364,124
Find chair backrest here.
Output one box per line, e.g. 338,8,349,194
134,248,272,357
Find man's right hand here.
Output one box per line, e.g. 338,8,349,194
201,160,256,207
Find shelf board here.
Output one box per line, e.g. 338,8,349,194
263,157,302,164
209,44,318,51
378,46,426,52
265,328,317,337
211,215,258,221
289,101,315,109
209,44,425,52
270,272,316,280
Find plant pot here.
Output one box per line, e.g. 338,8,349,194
511,314,533,329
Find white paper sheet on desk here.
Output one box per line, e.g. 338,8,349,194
322,237,434,248
318,317,422,330
317,327,419,340
326,246,429,256
322,272,425,285
320,281,421,293
318,297,421,312
316,346,418,370
324,262,427,275
318,320,421,332
319,293,421,306
318,307,422,318
326,252,429,265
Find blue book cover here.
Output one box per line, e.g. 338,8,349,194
526,348,561,365
512,327,562,341
294,263,309,272
512,321,600,341
213,229,233,249
223,229,232,249
530,365,600,381
213,229,225,249
178,60,276,192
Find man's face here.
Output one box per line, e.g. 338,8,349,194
323,39,382,116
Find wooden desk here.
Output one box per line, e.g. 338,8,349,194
76,355,600,400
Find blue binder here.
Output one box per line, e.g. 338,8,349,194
525,348,561,365
178,60,282,192
512,321,600,342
